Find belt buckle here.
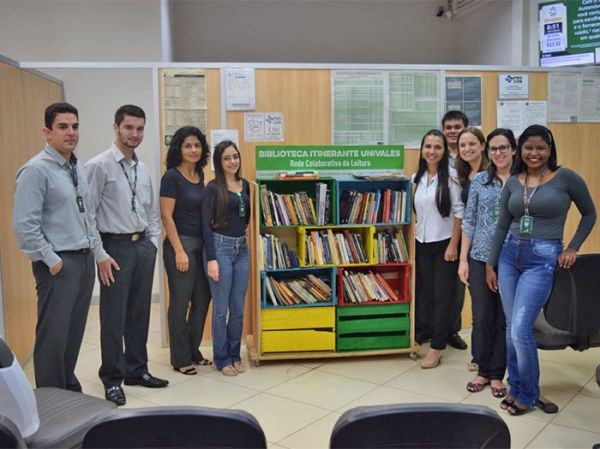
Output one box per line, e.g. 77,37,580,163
132,233,140,242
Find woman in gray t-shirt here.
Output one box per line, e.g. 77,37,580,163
486,125,596,416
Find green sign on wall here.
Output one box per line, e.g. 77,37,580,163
255,145,404,179
539,0,600,67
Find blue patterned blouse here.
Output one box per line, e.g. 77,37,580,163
461,171,502,263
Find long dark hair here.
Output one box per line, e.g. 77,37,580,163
211,140,241,229
484,128,517,186
165,126,209,172
456,127,489,187
414,129,452,218
513,125,560,174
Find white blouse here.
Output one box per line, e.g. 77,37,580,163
412,169,464,244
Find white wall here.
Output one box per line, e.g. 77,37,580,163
454,1,514,65
169,0,459,64
0,0,163,62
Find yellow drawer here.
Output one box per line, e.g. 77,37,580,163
261,329,336,353
261,306,335,331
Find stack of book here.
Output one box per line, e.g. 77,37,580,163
260,183,330,227
375,229,409,263
261,234,300,270
341,269,400,303
305,229,368,266
265,273,332,306
339,189,407,224
276,170,319,180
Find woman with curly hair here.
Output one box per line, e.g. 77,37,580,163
160,126,212,375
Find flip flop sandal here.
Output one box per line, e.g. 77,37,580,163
173,367,197,375
507,402,531,416
491,386,508,398
500,398,515,410
221,365,238,376
194,359,213,366
466,380,490,393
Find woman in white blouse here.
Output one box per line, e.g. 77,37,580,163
412,129,464,368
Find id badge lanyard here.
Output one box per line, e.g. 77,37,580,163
521,167,548,234
236,191,246,218
67,160,85,213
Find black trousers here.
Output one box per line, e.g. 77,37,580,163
98,237,157,387
468,257,506,380
163,236,211,368
415,239,458,350
32,250,94,391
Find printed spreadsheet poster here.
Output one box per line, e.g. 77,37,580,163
162,68,207,145
331,70,440,148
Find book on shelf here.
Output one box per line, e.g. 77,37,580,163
341,269,400,303
260,184,274,227
265,274,332,306
276,170,319,180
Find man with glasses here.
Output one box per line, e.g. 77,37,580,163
85,105,167,406
13,103,118,391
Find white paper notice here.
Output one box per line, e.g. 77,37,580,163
245,113,284,142
580,75,600,123
209,130,239,171
547,72,580,122
225,68,256,111
497,101,547,138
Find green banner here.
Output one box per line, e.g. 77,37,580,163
255,145,404,179
539,0,600,66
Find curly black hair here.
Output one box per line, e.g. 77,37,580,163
165,126,210,172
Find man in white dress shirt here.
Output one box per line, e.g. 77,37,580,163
85,105,167,406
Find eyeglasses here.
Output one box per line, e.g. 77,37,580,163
488,145,511,154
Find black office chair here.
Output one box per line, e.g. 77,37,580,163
329,403,510,448
0,337,117,448
81,406,267,448
533,253,600,413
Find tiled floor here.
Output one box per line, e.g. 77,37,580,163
24,304,600,448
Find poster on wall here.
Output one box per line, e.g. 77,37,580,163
162,69,207,145
245,113,284,142
498,73,530,99
225,68,256,111
445,75,482,127
497,101,547,137
331,70,440,148
539,0,600,67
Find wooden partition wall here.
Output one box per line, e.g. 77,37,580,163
0,60,63,361
160,67,600,342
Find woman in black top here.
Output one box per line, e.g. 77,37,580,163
160,126,212,375
202,140,251,376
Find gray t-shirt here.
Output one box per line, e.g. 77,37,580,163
487,168,596,265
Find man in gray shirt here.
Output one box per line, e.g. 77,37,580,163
85,105,167,406
12,102,118,392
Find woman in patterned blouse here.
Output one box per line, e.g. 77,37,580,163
459,129,516,398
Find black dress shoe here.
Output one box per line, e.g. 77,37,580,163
448,333,468,350
105,385,126,405
124,373,169,388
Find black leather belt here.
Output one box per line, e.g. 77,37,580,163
56,248,90,255
101,231,146,242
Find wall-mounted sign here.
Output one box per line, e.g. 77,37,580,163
498,73,529,99
245,113,284,142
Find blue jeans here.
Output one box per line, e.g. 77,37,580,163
204,234,249,370
498,232,562,407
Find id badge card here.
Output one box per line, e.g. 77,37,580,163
76,195,85,213
492,204,500,221
520,215,533,234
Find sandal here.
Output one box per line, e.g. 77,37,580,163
173,366,197,376
507,402,530,416
467,362,479,372
193,359,213,366
221,365,238,376
500,397,516,410
233,361,247,374
466,380,490,393
491,386,507,398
